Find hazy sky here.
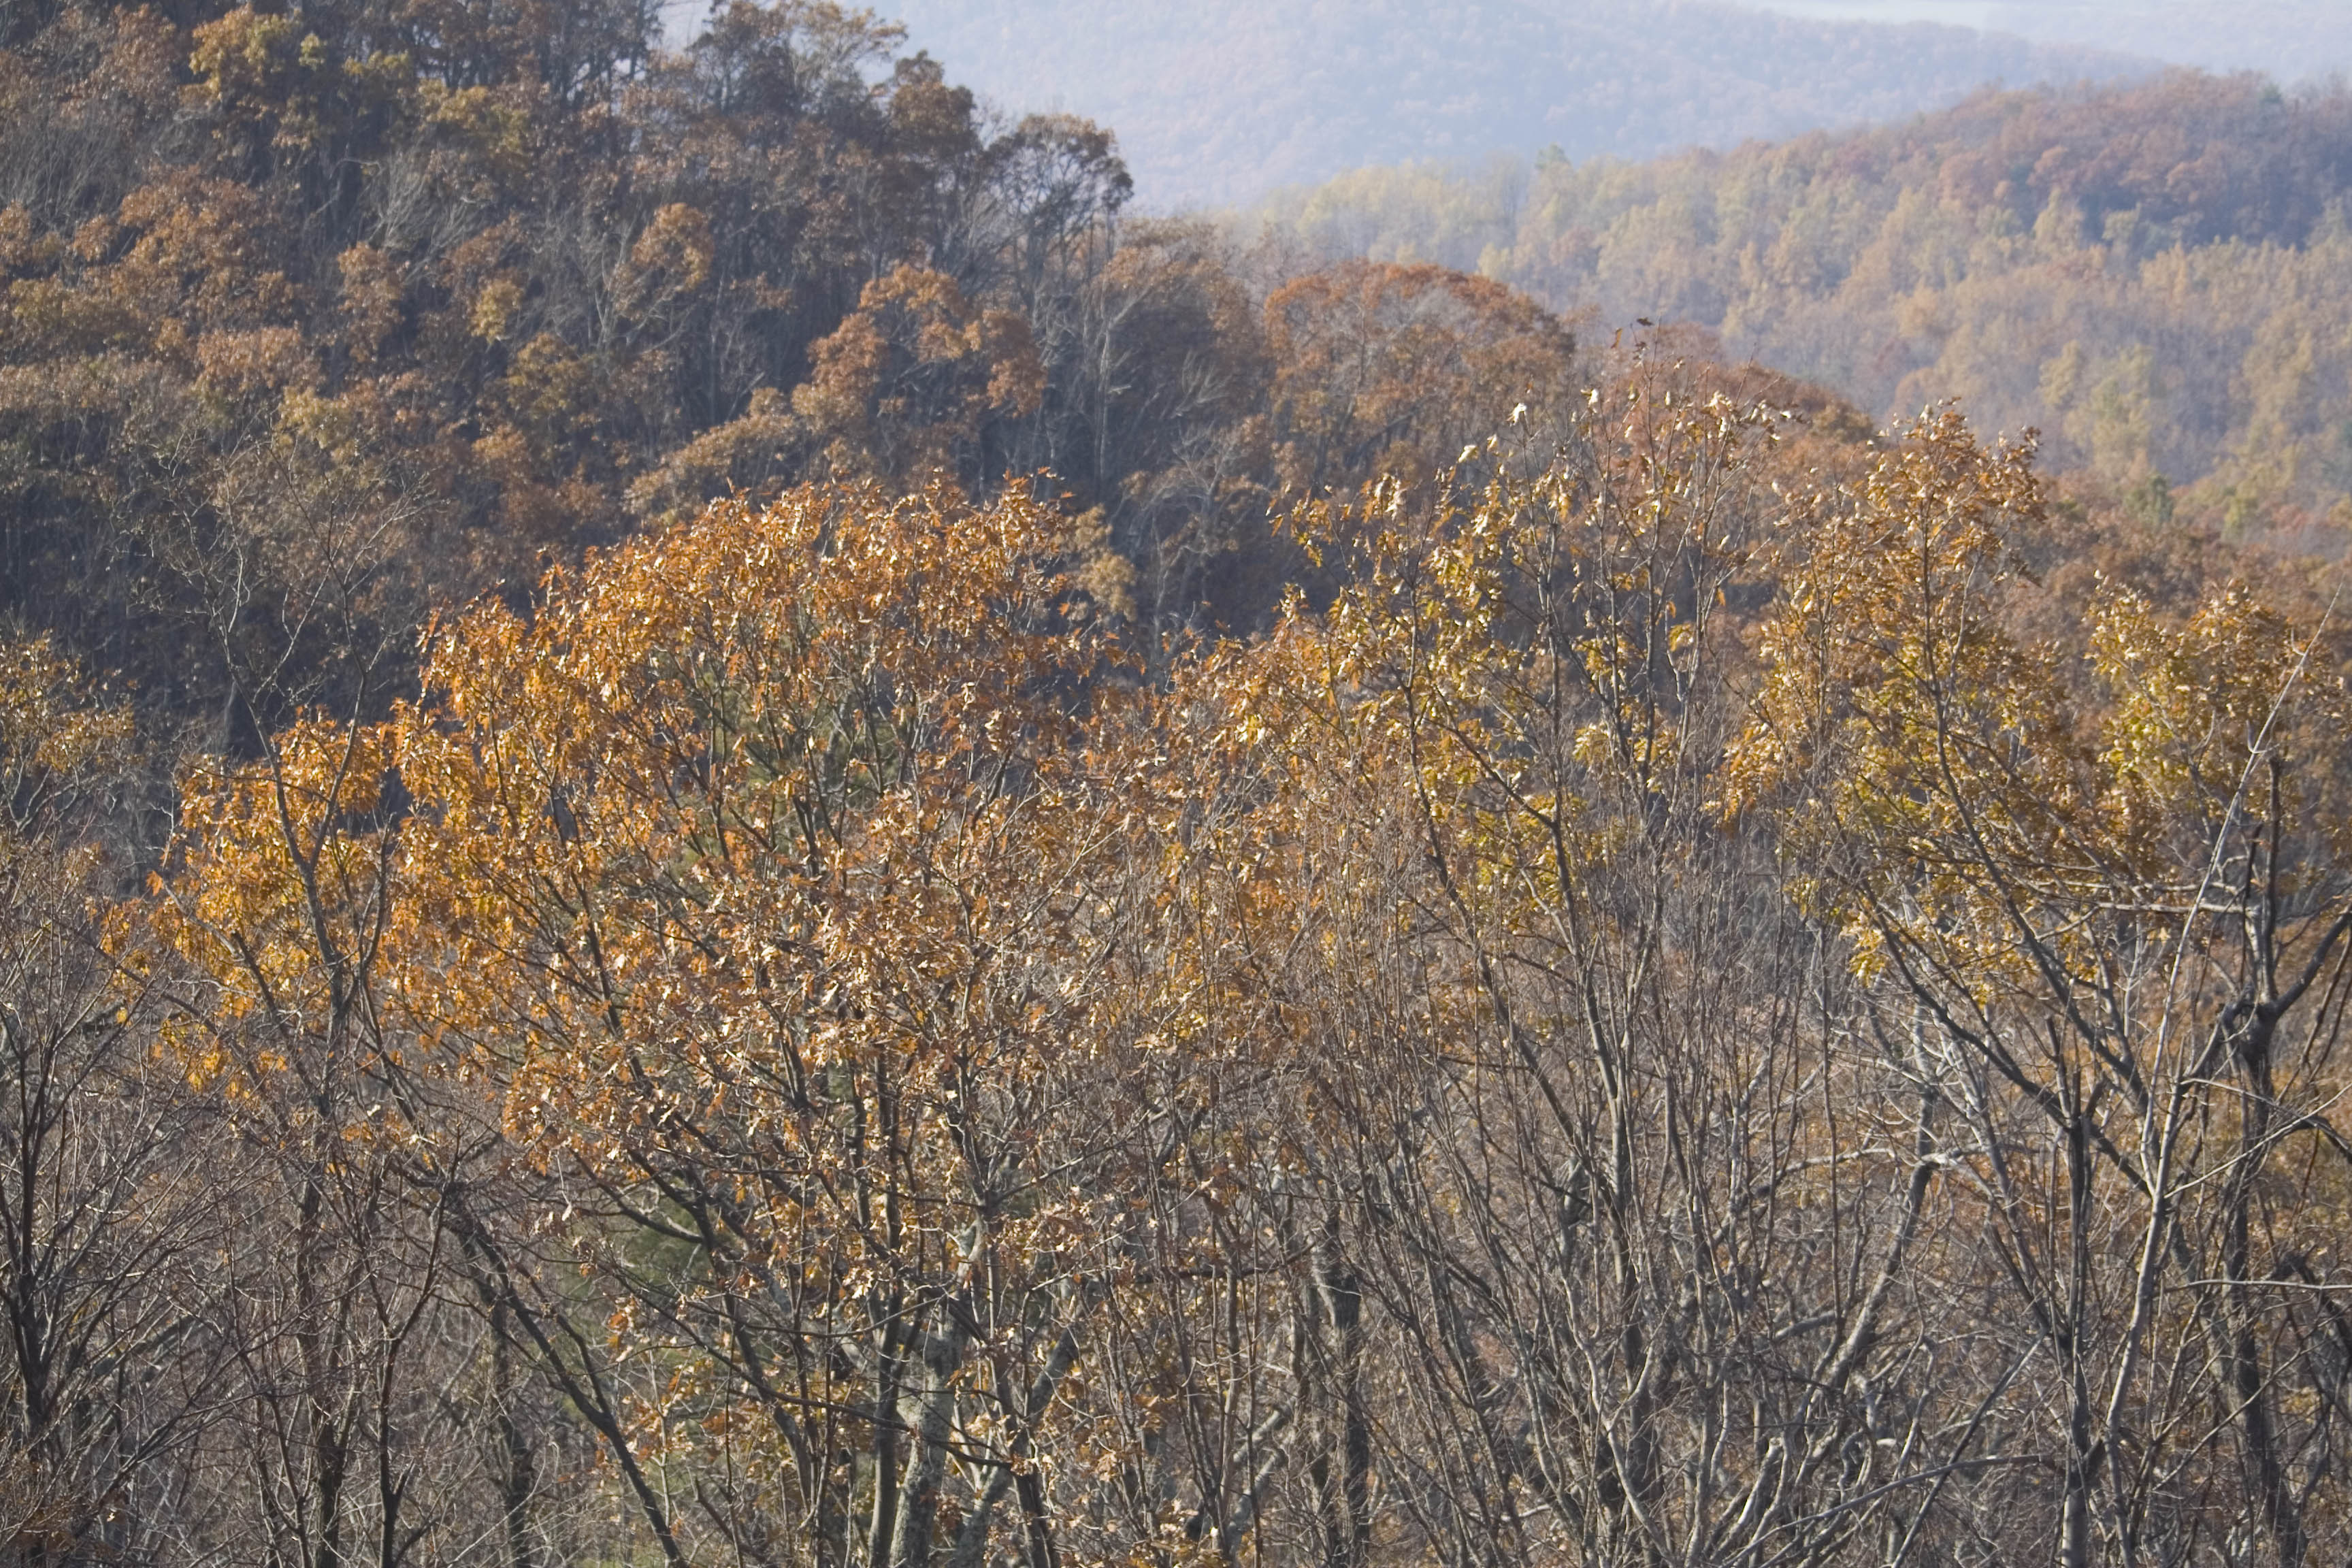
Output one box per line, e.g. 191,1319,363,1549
1734,1,2002,24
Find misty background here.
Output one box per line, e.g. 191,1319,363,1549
850,0,2352,206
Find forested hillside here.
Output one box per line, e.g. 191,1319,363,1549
883,0,2142,206
10,5,2352,1567
1249,70,2352,542
0,0,1113,745
2,0,1599,757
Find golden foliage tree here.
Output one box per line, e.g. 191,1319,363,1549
114,382,2352,1566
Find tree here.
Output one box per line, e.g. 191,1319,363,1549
382,481,1172,1567
0,638,219,1565
1733,411,2352,1563
1264,260,1577,495
792,265,1043,489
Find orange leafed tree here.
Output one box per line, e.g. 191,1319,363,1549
1732,412,2352,1565
382,480,1179,1564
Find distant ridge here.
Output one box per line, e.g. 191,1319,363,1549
879,0,2151,208
1750,1,2352,85
1243,69,2352,531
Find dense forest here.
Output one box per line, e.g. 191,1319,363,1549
10,3,2352,1567
0,0,1622,755
1248,70,2352,544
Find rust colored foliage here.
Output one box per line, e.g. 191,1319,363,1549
1265,259,1578,493
0,0,1129,740
793,265,1045,487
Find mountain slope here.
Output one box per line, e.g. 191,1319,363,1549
879,0,2147,207
1245,71,2352,538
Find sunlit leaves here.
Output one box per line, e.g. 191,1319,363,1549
0,634,132,845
